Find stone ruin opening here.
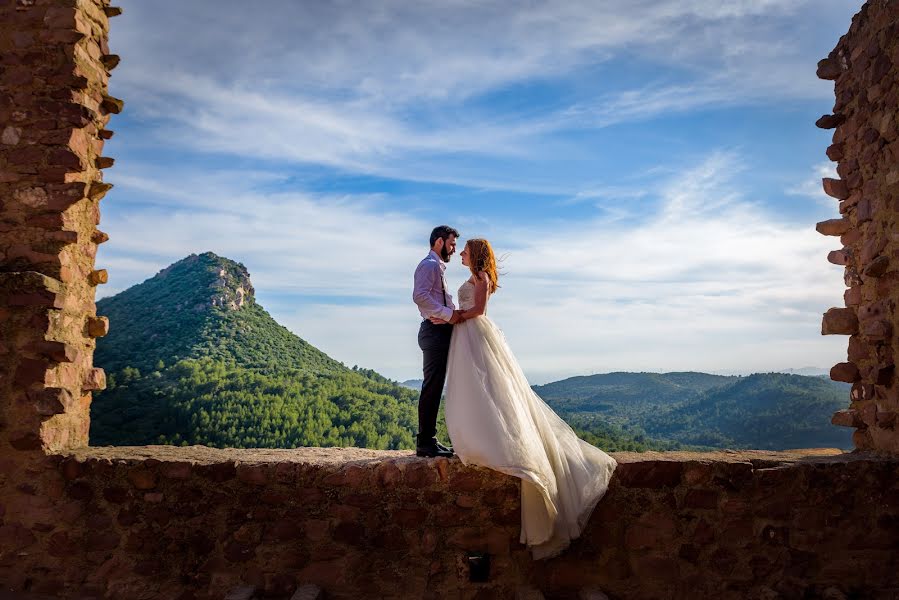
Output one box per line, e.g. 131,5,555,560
1,1,898,598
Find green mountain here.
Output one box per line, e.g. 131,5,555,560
534,372,852,451
533,371,733,414
90,252,423,449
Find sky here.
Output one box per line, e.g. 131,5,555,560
98,0,864,384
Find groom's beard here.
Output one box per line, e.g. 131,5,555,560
441,247,452,262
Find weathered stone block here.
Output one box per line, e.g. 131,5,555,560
828,249,852,265
91,230,110,244
100,54,120,70
88,269,107,285
86,315,109,337
856,197,875,222
100,94,123,114
864,255,890,277
831,409,862,428
844,266,863,287
862,320,892,341
23,340,78,363
816,113,846,129
28,387,71,416
87,181,113,200
816,218,852,236
823,178,850,200
858,300,890,321
844,287,862,307
14,357,51,386
826,143,845,160
822,307,859,335
861,236,888,263
1,126,22,145
817,56,843,80
82,367,105,391
848,335,870,361
236,464,269,486
830,362,860,383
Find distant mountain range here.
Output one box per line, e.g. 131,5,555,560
400,379,424,390
91,252,851,452
778,367,830,377
533,372,851,450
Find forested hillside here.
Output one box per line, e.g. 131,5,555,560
535,372,852,450
91,253,426,449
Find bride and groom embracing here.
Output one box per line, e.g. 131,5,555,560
412,225,617,559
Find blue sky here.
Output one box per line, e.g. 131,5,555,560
98,0,862,383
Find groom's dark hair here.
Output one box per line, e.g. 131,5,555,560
430,225,460,247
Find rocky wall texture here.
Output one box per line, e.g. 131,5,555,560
0,2,898,600
1,447,897,600
0,0,119,456
819,1,899,452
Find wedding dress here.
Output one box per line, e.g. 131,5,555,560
445,280,617,559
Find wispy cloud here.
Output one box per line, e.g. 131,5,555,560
472,152,846,381
98,151,846,381
97,1,857,380
110,0,859,183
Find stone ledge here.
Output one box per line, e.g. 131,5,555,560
0,445,887,600
65,444,849,467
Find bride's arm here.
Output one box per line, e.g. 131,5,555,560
459,272,490,320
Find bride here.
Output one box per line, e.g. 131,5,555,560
433,238,617,560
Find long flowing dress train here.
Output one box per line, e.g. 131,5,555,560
445,280,617,559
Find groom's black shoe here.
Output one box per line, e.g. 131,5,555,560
416,435,454,458
416,444,454,458
435,440,454,454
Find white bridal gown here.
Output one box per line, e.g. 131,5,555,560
445,280,617,559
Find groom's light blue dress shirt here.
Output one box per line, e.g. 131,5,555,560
413,250,456,322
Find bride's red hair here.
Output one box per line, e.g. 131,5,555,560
466,238,500,293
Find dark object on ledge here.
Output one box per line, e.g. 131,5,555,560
468,552,490,583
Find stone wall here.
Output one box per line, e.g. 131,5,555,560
1,1,899,600
2,447,898,600
819,0,899,452
0,0,118,459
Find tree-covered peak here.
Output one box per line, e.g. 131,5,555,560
95,253,335,376
91,254,428,450
135,251,255,312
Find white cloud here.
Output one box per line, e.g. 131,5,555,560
473,152,847,381
97,151,848,382
108,0,862,182
115,0,819,104
95,1,858,381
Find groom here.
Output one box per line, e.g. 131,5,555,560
412,225,464,458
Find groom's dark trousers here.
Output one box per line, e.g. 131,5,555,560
418,320,454,442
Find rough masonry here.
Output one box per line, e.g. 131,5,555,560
0,0,118,458
820,1,899,452
0,1,898,599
